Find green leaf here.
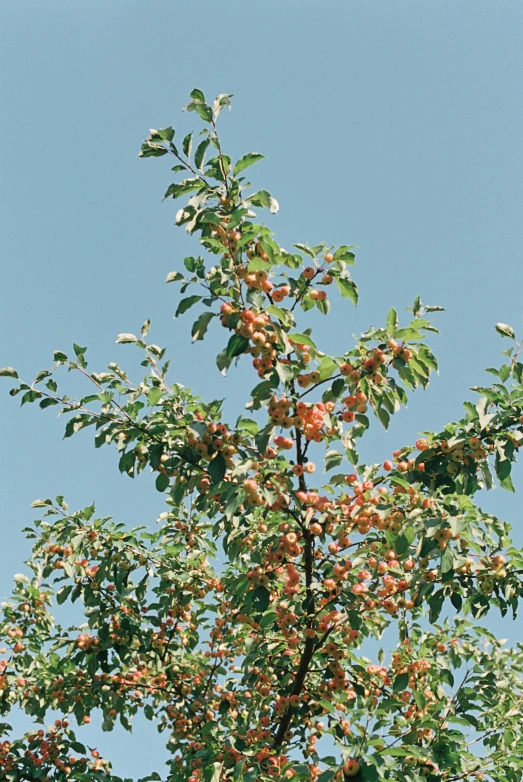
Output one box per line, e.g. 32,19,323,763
294,243,316,259
182,133,193,157
0,367,18,378
252,585,270,612
175,296,202,317
317,356,338,381
324,450,343,471
333,246,356,264
164,179,202,201
266,305,293,327
39,399,60,410
245,189,279,213
441,547,454,574
450,591,462,611
155,473,170,492
394,328,423,340
512,361,523,382
335,276,358,305
233,153,265,176
393,672,409,692
147,387,163,406
498,364,511,382
386,307,398,336
190,88,206,102
116,333,138,344
226,333,249,359
33,370,50,385
375,406,390,429
288,332,316,348
165,271,184,283
237,418,259,435
56,585,73,605
275,361,294,385
192,312,216,341
208,453,226,485
216,350,231,375
70,742,87,755
149,126,174,142
331,378,345,398
495,322,515,339
429,589,445,623
394,534,411,555
31,499,52,508
192,103,213,122
495,457,513,491
259,611,277,629
316,297,330,315
500,472,515,492
255,423,274,457
138,142,169,158
194,138,211,170
119,450,136,475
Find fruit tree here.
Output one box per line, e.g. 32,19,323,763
1,89,523,782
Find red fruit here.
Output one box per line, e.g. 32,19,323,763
383,460,393,471
343,759,360,776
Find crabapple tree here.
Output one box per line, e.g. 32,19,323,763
1,89,523,782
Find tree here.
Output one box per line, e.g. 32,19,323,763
1,88,523,782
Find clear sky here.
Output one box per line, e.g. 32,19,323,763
1,1,523,778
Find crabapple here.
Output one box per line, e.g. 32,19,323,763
343,759,360,776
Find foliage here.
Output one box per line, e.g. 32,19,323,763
1,89,523,782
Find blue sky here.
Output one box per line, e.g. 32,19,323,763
1,1,523,778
